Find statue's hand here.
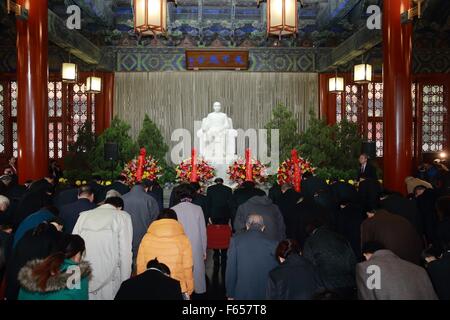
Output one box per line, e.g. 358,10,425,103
206,130,216,142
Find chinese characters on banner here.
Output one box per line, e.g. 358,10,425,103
185,50,249,70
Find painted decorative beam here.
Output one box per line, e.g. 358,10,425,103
316,0,363,29
0,1,14,27
420,0,450,26
317,26,381,71
65,0,115,27
0,3,103,66
48,9,101,65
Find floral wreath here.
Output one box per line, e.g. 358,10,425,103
176,157,215,184
277,157,315,185
227,158,268,185
122,155,162,186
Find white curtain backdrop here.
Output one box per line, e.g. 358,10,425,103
114,71,318,149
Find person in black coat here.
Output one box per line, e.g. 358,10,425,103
5,219,64,300
0,225,12,283
88,175,106,204
277,184,301,239
329,179,359,206
267,239,323,300
52,186,78,211
5,180,27,203
426,249,450,300
313,189,338,226
206,178,232,224
27,177,54,194
357,153,377,181
435,196,450,251
147,180,164,211
190,182,208,224
357,176,382,214
415,186,439,247
268,182,282,206
303,225,357,298
335,201,364,260
228,181,265,226
169,183,186,208
115,259,182,300
49,160,63,182
206,178,232,265
12,185,54,230
105,175,131,196
291,197,327,247
59,185,96,234
380,191,423,236
301,172,328,199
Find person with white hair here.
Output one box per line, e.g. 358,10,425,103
225,213,278,300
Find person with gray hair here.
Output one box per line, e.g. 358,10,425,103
0,194,11,228
226,213,278,300
105,189,122,199
245,213,265,231
59,185,96,233
0,195,10,213
234,195,286,241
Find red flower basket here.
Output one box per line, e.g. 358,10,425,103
277,157,315,186
227,158,268,185
176,157,215,184
121,155,162,186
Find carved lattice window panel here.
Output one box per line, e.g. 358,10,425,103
422,85,447,152
11,81,17,117
11,81,18,158
412,83,416,156
336,93,342,123
0,76,99,164
48,122,55,159
71,84,89,143
48,81,64,159
12,122,17,158
345,85,360,123
367,82,384,157
0,84,4,154
91,94,96,134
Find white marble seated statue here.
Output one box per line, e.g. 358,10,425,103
197,102,237,165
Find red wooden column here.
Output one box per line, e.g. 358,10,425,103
16,0,49,183
95,72,114,134
319,74,337,125
383,0,413,194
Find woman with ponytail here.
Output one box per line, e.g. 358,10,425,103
17,234,91,300
266,239,323,300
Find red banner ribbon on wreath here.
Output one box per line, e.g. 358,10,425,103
245,148,253,182
136,147,147,182
190,148,198,182
291,149,301,193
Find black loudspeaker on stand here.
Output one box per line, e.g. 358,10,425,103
104,142,119,180
362,141,376,159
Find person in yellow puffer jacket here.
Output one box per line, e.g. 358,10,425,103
137,209,194,296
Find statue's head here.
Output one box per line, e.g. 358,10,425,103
213,102,221,113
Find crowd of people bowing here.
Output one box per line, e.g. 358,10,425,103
0,153,449,300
